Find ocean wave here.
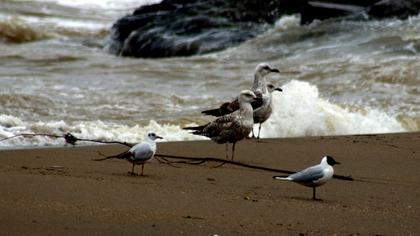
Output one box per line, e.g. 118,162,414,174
0,116,202,147
274,15,301,31
1,80,415,147
45,0,161,9
0,13,110,45
261,80,408,138
0,17,49,43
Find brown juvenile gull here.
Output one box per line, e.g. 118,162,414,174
95,132,162,176
184,90,257,160
273,156,340,200
201,63,280,139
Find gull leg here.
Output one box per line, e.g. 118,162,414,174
251,128,255,138
231,142,236,161
141,164,144,176
131,163,135,175
312,187,316,200
257,123,262,140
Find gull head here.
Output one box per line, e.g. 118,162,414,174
239,90,257,103
322,155,340,166
145,132,163,141
267,83,283,93
255,63,280,77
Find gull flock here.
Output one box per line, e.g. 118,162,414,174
98,63,341,200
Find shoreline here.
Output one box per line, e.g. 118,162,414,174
1,132,419,235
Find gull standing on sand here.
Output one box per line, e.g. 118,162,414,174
184,90,257,160
201,63,280,139
94,132,162,176
273,156,340,200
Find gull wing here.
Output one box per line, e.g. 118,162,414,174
288,165,325,183
201,99,240,117
250,90,264,110
129,142,154,161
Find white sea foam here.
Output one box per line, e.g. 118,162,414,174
45,0,161,9
0,0,163,38
0,80,410,147
0,116,202,147
274,15,300,31
260,80,406,138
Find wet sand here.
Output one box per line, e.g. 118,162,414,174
0,132,419,235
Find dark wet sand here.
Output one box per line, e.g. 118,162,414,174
0,132,419,235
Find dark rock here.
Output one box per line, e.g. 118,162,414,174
107,0,304,58
106,0,420,58
368,0,420,19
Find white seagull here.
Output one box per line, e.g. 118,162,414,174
266,82,283,94
273,156,340,200
95,132,162,176
184,90,257,160
201,63,280,139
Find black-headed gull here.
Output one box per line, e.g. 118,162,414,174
273,156,340,200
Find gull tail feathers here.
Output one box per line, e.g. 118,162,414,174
273,176,290,180
183,125,208,136
183,125,206,131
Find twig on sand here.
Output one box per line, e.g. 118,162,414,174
1,133,354,182
154,154,354,181
0,132,133,147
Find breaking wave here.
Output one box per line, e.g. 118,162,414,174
261,80,407,138
0,17,49,43
0,116,201,147
0,80,413,147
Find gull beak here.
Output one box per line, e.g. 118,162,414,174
270,68,280,73
274,87,283,92
156,135,163,139
335,161,341,165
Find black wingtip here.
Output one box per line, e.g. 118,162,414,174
201,109,221,117
183,126,200,131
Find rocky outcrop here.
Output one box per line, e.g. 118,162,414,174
106,0,420,58
368,0,420,19
107,0,303,58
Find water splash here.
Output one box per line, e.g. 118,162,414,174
261,80,406,138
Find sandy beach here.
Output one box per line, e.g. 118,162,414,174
0,132,419,235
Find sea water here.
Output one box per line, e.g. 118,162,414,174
1,0,419,146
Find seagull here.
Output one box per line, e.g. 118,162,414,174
252,82,282,139
266,82,283,94
94,132,162,176
184,90,257,160
273,156,340,200
201,63,280,139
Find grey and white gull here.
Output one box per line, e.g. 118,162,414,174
273,156,340,200
266,82,283,94
201,63,280,139
184,90,257,160
95,132,162,176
